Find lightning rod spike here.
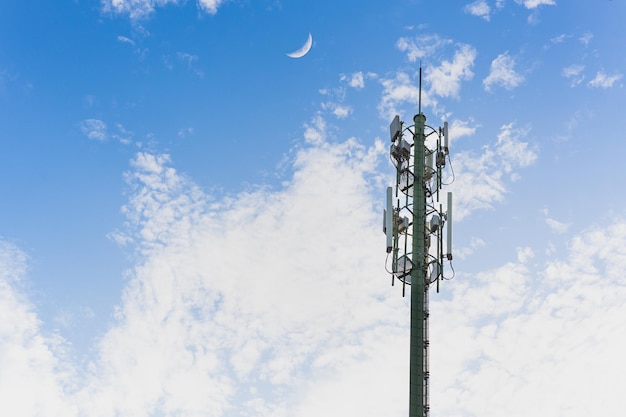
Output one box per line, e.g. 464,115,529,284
418,64,422,115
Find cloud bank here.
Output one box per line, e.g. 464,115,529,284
4,106,626,416
3,130,625,416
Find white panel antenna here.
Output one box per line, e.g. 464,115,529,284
385,186,394,253
390,115,402,142
446,191,453,259
443,121,449,154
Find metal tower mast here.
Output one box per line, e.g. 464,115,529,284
384,68,454,417
409,110,428,417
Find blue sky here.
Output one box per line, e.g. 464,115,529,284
1,1,626,416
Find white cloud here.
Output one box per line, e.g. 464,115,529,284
396,34,452,62
464,0,491,21
348,72,365,89
0,241,72,416
449,118,479,143
426,44,477,98
541,208,568,234
177,52,198,65
332,105,351,119
321,101,352,119
303,113,328,145
79,119,134,144
113,123,134,145
545,217,570,234
550,33,571,44
197,0,224,14
80,119,108,141
176,52,204,77
384,38,476,114
102,0,180,20
562,64,585,87
516,246,534,262
515,0,556,8
340,71,375,90
483,52,524,92
579,32,593,46
455,236,486,259
433,221,626,416
588,71,623,88
378,72,428,121
449,123,537,220
0,128,398,415
116,35,135,46
495,123,537,171
87,135,396,415
320,75,366,120
177,127,194,139
102,0,223,20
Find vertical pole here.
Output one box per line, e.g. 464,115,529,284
409,112,427,417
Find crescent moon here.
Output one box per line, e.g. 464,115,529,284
286,33,313,58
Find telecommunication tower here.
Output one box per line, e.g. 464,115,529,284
383,68,454,417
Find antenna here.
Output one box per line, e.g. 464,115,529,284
390,115,402,142
446,192,453,260
443,121,449,154
418,65,423,115
385,186,393,253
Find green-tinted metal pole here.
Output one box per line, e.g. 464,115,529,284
409,112,427,417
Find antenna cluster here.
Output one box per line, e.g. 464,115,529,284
384,116,455,296
384,67,456,417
